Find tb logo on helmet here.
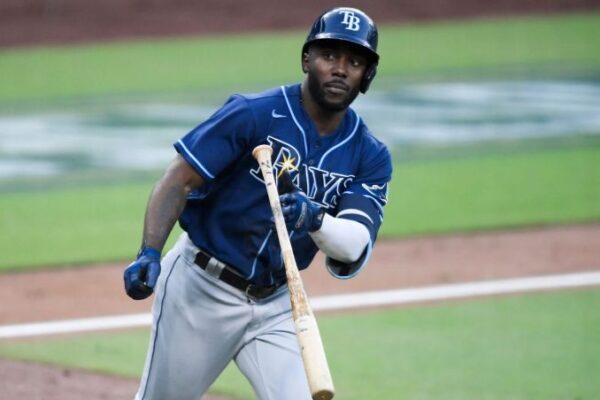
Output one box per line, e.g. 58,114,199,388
340,10,361,31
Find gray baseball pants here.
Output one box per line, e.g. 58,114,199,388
134,233,312,400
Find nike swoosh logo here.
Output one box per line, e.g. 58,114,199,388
271,109,287,119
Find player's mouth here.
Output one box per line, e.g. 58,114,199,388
324,80,350,96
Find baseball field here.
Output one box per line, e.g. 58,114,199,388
1,1,600,399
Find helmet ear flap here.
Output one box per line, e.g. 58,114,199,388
360,62,377,93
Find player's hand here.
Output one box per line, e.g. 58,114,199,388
280,190,325,233
277,169,297,195
124,246,161,300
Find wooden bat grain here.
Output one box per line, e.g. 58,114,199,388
252,144,335,400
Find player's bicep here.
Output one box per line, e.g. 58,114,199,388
164,154,205,193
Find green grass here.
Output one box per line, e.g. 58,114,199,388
388,12,600,77
384,145,600,236
1,12,599,105
1,145,599,270
0,182,181,269
0,32,302,106
1,289,598,399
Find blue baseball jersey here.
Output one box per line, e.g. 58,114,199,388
174,83,392,286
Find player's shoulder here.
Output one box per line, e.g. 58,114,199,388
350,110,392,173
354,117,382,146
216,85,290,123
226,84,301,127
352,111,389,154
233,84,296,107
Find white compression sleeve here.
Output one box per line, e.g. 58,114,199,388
308,213,370,263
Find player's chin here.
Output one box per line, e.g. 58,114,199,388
320,90,358,112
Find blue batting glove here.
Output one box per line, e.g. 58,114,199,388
124,246,161,300
280,191,326,233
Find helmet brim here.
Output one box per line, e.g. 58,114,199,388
303,36,379,64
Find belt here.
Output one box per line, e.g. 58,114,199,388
194,250,284,299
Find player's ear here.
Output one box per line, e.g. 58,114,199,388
301,52,310,73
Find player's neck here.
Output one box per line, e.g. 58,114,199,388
301,84,346,137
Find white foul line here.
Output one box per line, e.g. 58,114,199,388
310,270,600,311
1,271,599,340
0,314,152,340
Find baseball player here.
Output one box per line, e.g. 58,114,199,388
124,7,392,400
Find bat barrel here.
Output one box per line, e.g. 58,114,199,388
313,390,335,400
296,315,335,399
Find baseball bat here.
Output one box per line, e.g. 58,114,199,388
252,144,335,400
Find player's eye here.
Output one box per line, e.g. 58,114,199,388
322,51,335,60
350,57,366,68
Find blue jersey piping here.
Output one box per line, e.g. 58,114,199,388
280,86,308,156
248,229,273,280
177,139,215,179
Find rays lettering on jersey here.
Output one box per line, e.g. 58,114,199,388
250,136,354,208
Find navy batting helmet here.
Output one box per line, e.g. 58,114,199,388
302,7,379,93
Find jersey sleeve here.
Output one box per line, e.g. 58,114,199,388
338,144,392,240
326,143,392,279
174,95,256,182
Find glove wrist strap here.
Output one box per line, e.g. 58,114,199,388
309,207,326,232
137,244,161,260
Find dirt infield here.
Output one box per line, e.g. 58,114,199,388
1,224,599,399
1,0,600,47
2,224,600,325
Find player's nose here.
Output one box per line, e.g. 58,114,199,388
331,55,349,77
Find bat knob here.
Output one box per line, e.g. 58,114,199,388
252,144,273,161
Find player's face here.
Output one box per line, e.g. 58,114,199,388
304,41,369,112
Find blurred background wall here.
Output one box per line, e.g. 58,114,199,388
2,0,600,47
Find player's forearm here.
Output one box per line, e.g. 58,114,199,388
142,156,204,253
308,214,370,263
142,179,189,253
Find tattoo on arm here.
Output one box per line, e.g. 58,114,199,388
140,156,203,253
142,180,188,252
